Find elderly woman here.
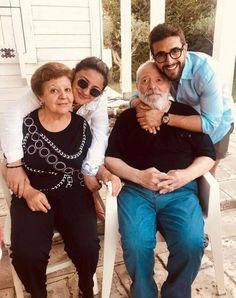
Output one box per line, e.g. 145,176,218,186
1,56,120,220
7,62,99,298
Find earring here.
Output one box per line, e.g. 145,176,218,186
40,101,44,108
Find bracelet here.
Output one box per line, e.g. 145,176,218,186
6,163,23,169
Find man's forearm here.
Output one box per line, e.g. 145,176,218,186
157,156,215,193
136,104,203,133
105,157,140,184
184,156,215,181
168,114,202,132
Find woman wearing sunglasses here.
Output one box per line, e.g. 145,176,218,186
0,57,121,214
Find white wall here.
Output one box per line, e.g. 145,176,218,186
0,0,103,129
0,0,103,89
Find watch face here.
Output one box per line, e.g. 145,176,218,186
162,115,169,124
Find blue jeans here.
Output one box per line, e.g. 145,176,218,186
118,181,205,298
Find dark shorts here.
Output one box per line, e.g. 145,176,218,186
214,123,234,159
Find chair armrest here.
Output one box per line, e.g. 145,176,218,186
198,172,220,219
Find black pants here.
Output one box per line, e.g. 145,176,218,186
10,187,99,298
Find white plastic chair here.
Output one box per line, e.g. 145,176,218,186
0,168,98,298
102,173,226,297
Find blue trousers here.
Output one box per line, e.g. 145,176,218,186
118,181,205,298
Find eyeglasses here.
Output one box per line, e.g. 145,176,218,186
153,45,185,63
77,79,102,98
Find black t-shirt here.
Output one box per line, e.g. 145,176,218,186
22,109,92,192
106,102,216,173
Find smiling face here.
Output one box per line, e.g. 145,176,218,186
152,36,187,81
72,68,105,106
39,76,73,115
136,61,171,110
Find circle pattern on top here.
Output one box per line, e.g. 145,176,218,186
22,115,87,190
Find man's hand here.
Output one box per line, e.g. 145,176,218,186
6,166,29,198
24,185,51,213
105,173,122,197
136,168,168,191
132,98,162,133
84,175,102,192
137,109,163,134
157,169,190,194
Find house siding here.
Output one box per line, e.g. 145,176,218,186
0,0,102,125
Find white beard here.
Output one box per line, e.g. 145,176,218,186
139,91,169,110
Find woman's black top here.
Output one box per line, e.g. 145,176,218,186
22,109,92,192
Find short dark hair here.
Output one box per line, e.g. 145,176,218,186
149,23,186,56
74,56,109,89
31,62,72,97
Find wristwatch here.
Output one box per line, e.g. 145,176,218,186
161,112,170,125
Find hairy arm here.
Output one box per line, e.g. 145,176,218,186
168,113,202,132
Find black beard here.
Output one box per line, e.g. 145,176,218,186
157,61,185,82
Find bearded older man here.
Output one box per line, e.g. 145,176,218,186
105,61,216,298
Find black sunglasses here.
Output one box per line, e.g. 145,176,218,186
77,79,102,98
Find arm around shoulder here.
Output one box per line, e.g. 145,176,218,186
0,90,40,162
80,95,109,176
168,113,202,132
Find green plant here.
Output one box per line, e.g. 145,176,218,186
103,0,217,84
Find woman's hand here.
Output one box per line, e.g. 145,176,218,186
5,161,29,198
83,175,102,192
23,184,51,213
96,164,122,196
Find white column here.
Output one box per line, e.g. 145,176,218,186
150,0,165,31
213,0,236,92
89,0,102,58
120,0,132,96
